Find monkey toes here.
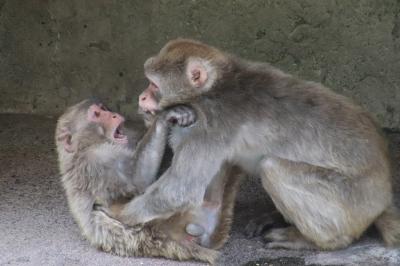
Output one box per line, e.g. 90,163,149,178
245,211,287,238
264,227,292,242
245,217,274,238
263,227,316,250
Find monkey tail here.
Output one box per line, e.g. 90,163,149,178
375,204,400,246
88,210,218,264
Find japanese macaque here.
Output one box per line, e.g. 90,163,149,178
119,38,400,250
55,99,242,263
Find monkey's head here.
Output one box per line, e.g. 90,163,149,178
139,39,229,114
56,99,128,156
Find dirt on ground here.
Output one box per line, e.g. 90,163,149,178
1,114,399,266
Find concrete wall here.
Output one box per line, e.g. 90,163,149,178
1,0,399,128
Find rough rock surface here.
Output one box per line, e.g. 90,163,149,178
1,114,399,266
1,0,400,128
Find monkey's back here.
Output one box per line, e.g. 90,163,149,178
192,59,390,179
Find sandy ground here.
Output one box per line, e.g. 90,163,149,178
1,114,400,266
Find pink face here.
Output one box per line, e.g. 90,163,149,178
87,104,128,144
139,57,209,114
138,81,160,115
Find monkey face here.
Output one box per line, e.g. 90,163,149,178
138,79,161,115
87,103,128,145
140,62,189,114
56,100,128,154
139,39,223,114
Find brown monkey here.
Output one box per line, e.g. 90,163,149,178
119,38,400,251
55,99,242,263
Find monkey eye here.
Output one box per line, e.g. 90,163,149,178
94,111,100,117
99,105,108,111
149,81,159,90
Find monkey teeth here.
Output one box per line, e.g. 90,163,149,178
143,109,156,116
113,126,128,144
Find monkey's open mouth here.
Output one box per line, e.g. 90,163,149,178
113,124,128,144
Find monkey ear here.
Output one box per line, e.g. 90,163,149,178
186,58,209,89
57,128,74,153
87,104,101,122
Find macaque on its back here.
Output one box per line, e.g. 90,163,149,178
55,99,242,263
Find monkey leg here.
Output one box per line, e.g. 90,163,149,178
185,165,243,249
184,167,229,248
259,157,387,250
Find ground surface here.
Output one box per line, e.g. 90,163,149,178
1,114,400,266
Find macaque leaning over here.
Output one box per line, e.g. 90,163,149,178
55,99,242,263
120,38,400,251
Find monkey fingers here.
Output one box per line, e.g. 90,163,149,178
117,194,159,226
94,205,145,232
165,105,196,127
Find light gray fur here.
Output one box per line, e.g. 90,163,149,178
120,39,400,250
55,99,217,263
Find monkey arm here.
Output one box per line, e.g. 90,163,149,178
65,189,135,255
65,189,98,238
130,105,197,193
130,117,168,193
119,139,226,226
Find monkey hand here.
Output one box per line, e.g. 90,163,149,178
116,211,143,227
165,105,196,127
117,213,143,227
117,196,160,227
94,204,145,232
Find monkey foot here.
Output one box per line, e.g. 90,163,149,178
263,227,316,250
245,211,286,238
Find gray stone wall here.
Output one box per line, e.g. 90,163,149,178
1,0,399,128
